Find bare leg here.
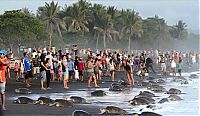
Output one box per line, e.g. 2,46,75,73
87,76,92,88
93,76,98,87
1,94,6,110
127,72,131,85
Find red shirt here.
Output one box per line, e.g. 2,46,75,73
78,62,84,71
0,59,7,82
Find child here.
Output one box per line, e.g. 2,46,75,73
58,65,62,81
177,59,183,78
14,62,19,79
78,58,84,81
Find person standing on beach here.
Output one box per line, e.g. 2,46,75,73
77,58,84,81
160,54,167,76
177,59,183,78
108,59,115,81
23,52,33,87
0,50,9,111
40,54,47,90
62,55,69,89
171,57,176,79
45,58,52,89
124,59,134,86
146,56,156,73
67,55,74,80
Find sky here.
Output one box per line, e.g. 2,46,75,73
0,0,199,34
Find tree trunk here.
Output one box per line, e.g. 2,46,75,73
96,33,99,49
103,32,106,48
128,36,131,54
49,34,52,48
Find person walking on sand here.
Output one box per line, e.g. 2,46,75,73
86,57,99,88
0,50,10,111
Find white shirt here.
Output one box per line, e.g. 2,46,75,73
171,60,176,68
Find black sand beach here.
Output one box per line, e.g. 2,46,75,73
2,63,199,116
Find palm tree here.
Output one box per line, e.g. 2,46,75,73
91,4,105,49
121,9,143,53
154,15,169,48
36,1,66,47
175,20,187,39
63,0,91,35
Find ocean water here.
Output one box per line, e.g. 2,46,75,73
10,70,199,116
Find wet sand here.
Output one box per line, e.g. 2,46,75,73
3,63,199,116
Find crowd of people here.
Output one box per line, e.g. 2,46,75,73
0,47,199,110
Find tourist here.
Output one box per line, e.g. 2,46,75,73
160,54,167,76
67,55,74,80
171,57,176,79
146,56,156,73
109,59,115,81
45,58,52,89
62,55,69,89
86,57,98,88
124,59,134,86
77,58,84,81
177,59,183,78
0,50,9,111
23,52,32,87
14,62,19,80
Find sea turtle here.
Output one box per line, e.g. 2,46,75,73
148,85,167,93
189,74,199,79
37,97,54,105
138,91,155,98
91,90,106,97
120,81,130,88
100,106,128,115
69,96,87,104
153,79,165,84
168,95,183,101
133,96,155,104
49,99,73,108
15,88,32,94
158,98,169,104
129,97,151,106
140,111,162,116
167,88,181,94
109,84,124,91
72,110,91,116
13,97,36,104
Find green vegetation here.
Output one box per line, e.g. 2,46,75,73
0,0,198,51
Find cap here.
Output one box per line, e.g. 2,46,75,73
0,50,7,55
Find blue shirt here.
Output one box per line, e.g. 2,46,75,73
23,58,31,71
67,60,74,71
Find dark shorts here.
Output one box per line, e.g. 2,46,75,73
25,71,33,79
69,70,74,77
178,69,182,73
78,70,83,76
